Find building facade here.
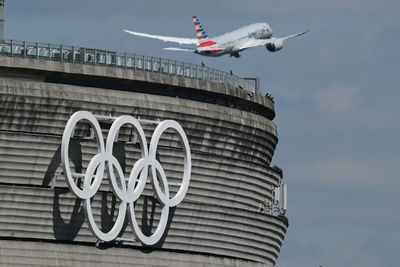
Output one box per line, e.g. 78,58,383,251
0,45,287,266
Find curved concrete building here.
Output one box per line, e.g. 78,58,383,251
0,41,288,266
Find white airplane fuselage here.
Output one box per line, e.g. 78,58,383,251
195,23,273,57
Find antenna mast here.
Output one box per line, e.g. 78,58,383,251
0,0,5,41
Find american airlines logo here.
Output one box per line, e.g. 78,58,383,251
61,111,191,245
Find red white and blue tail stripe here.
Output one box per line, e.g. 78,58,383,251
192,16,218,48
192,16,210,43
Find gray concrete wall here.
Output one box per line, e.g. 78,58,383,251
0,59,287,266
0,240,270,267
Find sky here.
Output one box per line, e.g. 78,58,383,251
5,1,400,266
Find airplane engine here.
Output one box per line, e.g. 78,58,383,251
266,39,284,52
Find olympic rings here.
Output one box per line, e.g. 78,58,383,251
61,111,191,245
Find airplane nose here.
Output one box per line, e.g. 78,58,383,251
194,49,200,54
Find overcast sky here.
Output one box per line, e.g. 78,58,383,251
5,1,400,266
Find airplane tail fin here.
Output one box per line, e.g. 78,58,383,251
192,16,209,44
192,16,218,48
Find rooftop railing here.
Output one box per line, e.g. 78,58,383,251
0,40,259,93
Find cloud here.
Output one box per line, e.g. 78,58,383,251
285,157,398,190
314,85,361,118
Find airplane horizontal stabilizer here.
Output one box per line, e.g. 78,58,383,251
163,47,195,52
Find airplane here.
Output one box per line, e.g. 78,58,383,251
124,16,308,58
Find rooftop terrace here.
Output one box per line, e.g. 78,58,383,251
0,39,260,93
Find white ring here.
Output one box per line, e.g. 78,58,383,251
149,120,192,207
106,115,148,201
61,111,105,199
84,154,127,241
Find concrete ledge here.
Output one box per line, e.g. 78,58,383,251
0,56,276,119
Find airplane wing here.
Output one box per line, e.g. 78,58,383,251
237,29,309,50
280,29,310,41
123,29,198,45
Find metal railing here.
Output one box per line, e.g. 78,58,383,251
0,40,258,93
